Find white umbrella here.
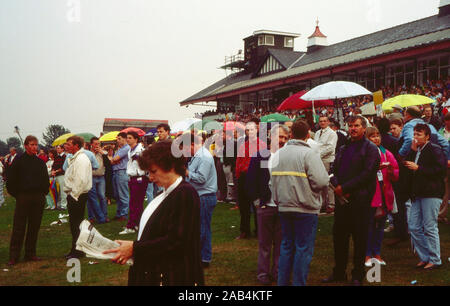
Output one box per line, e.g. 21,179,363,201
301,81,372,101
170,118,201,134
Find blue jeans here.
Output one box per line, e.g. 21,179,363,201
87,176,108,223
278,212,318,286
408,197,441,265
200,194,217,263
113,170,130,218
366,208,386,257
146,183,154,204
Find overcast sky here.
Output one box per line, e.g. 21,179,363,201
0,0,442,143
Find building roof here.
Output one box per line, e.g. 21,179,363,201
308,26,327,39
181,14,450,105
267,49,305,69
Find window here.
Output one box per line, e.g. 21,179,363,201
284,37,293,48
258,35,264,46
265,35,274,46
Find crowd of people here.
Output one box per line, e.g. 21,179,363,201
0,78,449,286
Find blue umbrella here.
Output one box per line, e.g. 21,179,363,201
145,128,157,137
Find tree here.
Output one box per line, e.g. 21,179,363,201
42,124,71,148
6,137,24,154
0,140,8,156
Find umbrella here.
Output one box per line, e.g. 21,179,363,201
360,102,377,116
52,133,74,147
381,94,434,113
120,127,145,137
260,113,291,123
223,121,245,131
189,119,223,132
171,118,201,134
49,178,59,209
76,133,96,143
145,128,158,137
99,131,120,142
277,91,334,111
301,81,372,101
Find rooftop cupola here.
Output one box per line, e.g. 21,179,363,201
307,19,328,53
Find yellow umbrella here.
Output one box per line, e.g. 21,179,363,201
99,131,120,142
382,94,434,113
52,133,74,147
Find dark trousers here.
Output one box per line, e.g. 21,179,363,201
256,206,282,281
67,193,88,254
392,193,409,240
9,192,45,261
332,200,371,281
237,173,257,236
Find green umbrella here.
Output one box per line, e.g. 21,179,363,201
260,113,291,123
76,132,96,143
189,119,223,132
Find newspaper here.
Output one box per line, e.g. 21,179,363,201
75,220,133,265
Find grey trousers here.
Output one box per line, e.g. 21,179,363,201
256,205,282,281
321,161,335,209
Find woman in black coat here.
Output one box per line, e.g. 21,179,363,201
104,140,204,286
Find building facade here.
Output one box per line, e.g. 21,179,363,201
181,2,450,113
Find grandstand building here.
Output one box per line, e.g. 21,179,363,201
180,1,450,114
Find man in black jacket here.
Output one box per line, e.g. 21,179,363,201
323,115,380,286
6,135,50,266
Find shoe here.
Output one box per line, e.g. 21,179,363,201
119,228,136,235
424,263,442,270
365,257,373,267
326,207,335,214
384,225,394,233
7,259,17,266
230,205,239,211
202,262,210,269
350,279,362,286
415,262,427,269
24,256,42,262
374,256,386,266
65,252,85,260
88,219,95,224
257,276,271,286
105,218,110,223
321,274,347,283
235,233,249,240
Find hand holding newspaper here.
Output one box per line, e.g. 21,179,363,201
76,220,133,265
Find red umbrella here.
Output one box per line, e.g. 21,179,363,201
277,90,334,111
120,127,146,137
223,121,245,131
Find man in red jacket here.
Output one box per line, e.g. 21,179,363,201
235,118,266,240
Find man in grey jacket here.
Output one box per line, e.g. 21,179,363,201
271,119,329,286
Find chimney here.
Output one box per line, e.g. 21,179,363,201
307,19,328,53
439,0,450,17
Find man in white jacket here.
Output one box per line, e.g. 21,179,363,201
64,135,92,259
314,115,338,213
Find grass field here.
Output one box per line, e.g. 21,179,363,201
0,192,448,286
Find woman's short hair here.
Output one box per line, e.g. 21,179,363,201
48,149,57,158
138,140,186,176
365,126,380,138
414,123,431,137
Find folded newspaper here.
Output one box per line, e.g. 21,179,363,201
75,220,133,265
